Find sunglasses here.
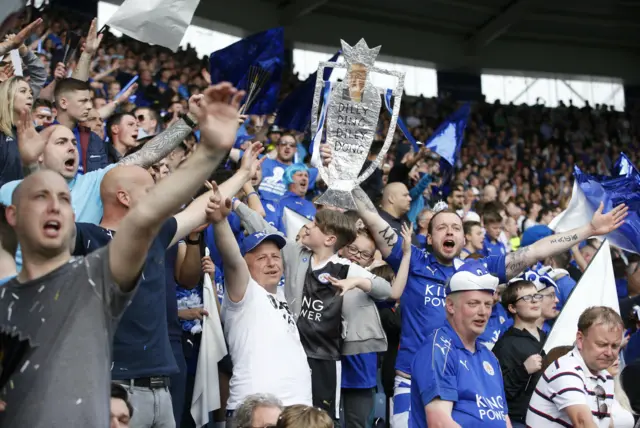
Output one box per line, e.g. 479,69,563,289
594,384,609,419
515,293,543,303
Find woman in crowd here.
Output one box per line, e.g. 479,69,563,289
0,76,33,186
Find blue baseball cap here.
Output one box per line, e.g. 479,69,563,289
445,260,500,295
242,230,287,255
521,225,553,248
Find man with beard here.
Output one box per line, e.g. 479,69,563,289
0,80,243,427
258,133,318,201
348,181,626,428
265,163,315,234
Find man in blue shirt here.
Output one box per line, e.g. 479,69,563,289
259,133,318,201
0,99,200,270
482,210,507,257
411,261,511,427
348,182,627,428
265,163,316,233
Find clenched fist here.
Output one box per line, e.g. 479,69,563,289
523,354,542,374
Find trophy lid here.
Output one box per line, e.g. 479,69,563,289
340,39,381,67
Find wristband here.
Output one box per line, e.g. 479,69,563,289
246,191,258,199
181,113,197,129
185,235,201,245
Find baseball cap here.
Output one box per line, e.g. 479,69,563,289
242,230,287,255
508,268,558,292
445,260,500,295
521,225,553,247
463,211,481,223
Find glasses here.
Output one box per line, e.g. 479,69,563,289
515,293,543,303
594,384,609,419
346,244,374,260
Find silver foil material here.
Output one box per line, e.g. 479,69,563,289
312,39,406,210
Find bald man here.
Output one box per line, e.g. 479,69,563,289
69,110,262,427
0,83,246,427
378,182,419,245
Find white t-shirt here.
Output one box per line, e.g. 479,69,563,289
611,399,634,428
222,278,312,410
526,347,614,428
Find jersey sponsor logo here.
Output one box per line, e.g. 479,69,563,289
300,294,324,322
424,282,446,307
476,394,506,421
483,361,495,376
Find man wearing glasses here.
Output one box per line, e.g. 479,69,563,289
526,306,623,428
493,279,546,428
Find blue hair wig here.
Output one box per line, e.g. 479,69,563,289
282,163,309,187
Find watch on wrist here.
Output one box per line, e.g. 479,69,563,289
185,235,201,245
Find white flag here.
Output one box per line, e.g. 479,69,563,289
191,248,227,427
543,240,619,353
548,180,592,233
283,207,311,240
106,0,200,52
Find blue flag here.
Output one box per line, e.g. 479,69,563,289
275,51,340,132
425,103,470,173
208,27,284,115
613,153,639,179
574,164,640,254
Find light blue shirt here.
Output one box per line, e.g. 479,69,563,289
0,164,118,270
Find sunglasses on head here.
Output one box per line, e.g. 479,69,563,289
594,384,609,419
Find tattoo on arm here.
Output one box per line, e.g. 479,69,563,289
119,120,192,169
378,225,398,248
22,163,40,177
353,187,377,213
505,245,532,279
549,234,579,245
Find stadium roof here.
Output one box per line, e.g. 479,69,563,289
199,0,640,82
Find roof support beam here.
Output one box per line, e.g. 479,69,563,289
466,0,535,53
279,0,328,26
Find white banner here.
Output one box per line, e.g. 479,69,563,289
283,207,311,240
106,0,200,52
543,240,620,353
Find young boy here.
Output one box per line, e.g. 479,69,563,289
493,280,546,428
233,202,391,421
460,220,485,260
482,210,507,256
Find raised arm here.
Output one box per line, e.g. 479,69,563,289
0,18,42,57
72,18,102,82
98,83,138,120
109,82,243,291
207,182,250,303
389,223,413,300
118,95,201,169
352,187,397,258
169,141,264,247
504,202,628,279
15,109,56,177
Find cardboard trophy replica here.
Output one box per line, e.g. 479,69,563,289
311,39,405,209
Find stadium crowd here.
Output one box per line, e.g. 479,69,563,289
1,4,640,428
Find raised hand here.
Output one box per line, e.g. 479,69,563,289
327,276,364,296
82,18,103,56
204,181,232,224
400,223,412,254
201,255,215,276
116,83,138,104
0,18,43,55
201,68,212,85
590,202,628,236
239,141,265,177
320,144,332,167
193,83,244,153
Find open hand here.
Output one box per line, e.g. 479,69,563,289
82,18,103,56
116,83,138,104
194,83,245,153
327,276,364,296
400,223,412,254
204,181,232,224
240,141,265,177
0,18,43,55
590,202,628,236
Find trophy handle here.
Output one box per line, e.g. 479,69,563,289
356,68,406,186
311,61,347,186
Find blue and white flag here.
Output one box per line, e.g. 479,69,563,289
425,103,470,175
549,156,640,254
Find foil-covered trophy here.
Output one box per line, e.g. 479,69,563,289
312,39,405,209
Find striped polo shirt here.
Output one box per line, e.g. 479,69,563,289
526,347,614,427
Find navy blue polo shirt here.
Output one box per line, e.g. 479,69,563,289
411,321,509,427
74,218,179,378
165,243,183,344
